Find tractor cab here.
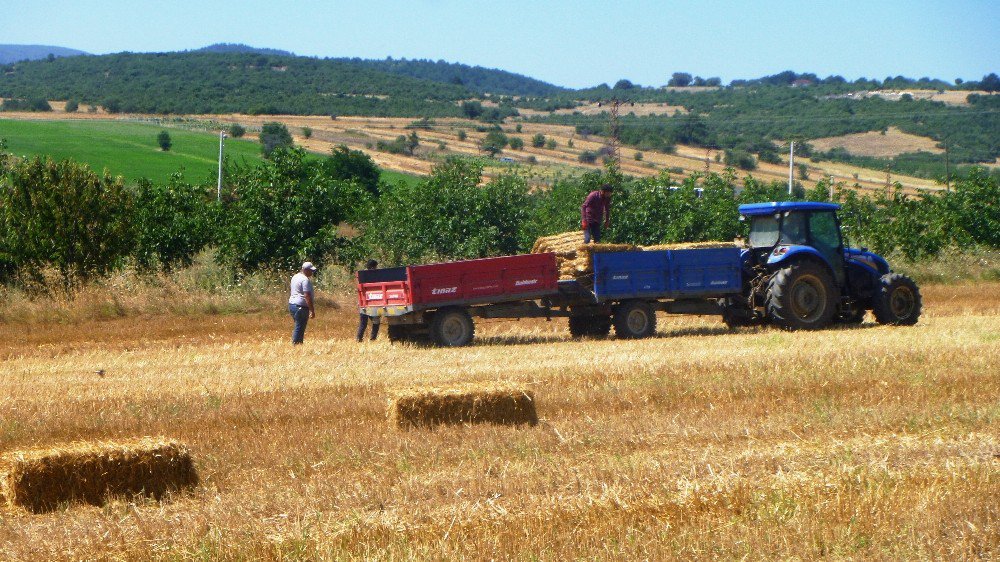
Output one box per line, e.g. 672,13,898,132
742,202,846,285
726,201,921,330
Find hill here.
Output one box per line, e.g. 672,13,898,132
194,43,294,56
0,44,88,64
0,51,472,116
343,57,567,96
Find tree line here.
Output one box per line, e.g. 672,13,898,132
1,141,997,289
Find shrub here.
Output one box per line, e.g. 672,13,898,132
228,123,246,138
301,127,313,139
578,151,598,164
509,137,524,150
157,131,172,151
532,133,546,148
259,122,293,157
64,99,79,113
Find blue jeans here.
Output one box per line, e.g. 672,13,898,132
584,224,602,244
289,304,310,344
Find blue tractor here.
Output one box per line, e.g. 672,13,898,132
721,202,922,330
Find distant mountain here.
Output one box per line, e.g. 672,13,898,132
194,43,295,57
341,58,567,96
0,44,88,64
0,51,472,116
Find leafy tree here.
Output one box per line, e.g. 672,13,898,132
302,126,313,139
461,100,483,119
668,72,692,87
361,159,529,264
322,145,381,197
531,133,546,148
613,79,635,90
259,122,293,157
157,130,172,151
509,136,524,150
0,156,135,284
228,123,246,138
64,99,78,112
132,175,217,270
480,130,508,157
724,149,756,170
578,150,598,164
216,148,368,271
981,72,1000,93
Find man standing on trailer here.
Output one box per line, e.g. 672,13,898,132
356,259,381,342
581,183,613,243
288,261,317,345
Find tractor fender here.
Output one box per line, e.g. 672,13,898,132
767,245,830,270
844,248,890,276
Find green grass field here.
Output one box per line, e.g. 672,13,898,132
0,119,265,182
0,119,423,185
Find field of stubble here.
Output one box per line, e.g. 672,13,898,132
0,283,997,560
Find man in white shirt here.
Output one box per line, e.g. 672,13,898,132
288,262,317,344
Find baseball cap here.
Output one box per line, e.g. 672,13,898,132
301,261,317,271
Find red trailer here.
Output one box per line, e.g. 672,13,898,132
357,253,560,346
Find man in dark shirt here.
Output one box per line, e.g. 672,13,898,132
357,259,381,342
581,184,613,243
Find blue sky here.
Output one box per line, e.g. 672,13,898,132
5,0,998,88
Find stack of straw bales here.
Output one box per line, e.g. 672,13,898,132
0,437,197,513
389,385,538,429
531,232,735,284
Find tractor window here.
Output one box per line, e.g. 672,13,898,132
749,215,779,247
779,212,808,245
809,211,841,250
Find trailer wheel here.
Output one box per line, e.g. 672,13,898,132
765,261,837,330
613,300,657,339
568,315,612,338
430,307,475,347
873,273,921,326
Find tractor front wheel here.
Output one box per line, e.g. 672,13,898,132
873,273,921,325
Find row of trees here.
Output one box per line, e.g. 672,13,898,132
1,144,997,288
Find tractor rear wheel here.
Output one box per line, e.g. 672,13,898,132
873,273,921,325
613,300,657,339
765,261,837,330
429,307,475,347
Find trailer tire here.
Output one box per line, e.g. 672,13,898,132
873,273,921,326
568,315,612,338
613,300,657,339
430,307,475,347
765,261,837,330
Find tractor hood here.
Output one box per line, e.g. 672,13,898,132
844,247,890,275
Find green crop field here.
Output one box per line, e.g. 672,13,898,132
0,119,264,182
0,118,423,185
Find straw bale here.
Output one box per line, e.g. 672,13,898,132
642,241,736,251
0,437,197,513
389,385,538,429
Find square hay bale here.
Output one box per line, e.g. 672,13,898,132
389,385,538,429
0,437,198,513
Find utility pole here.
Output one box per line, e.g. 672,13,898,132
604,98,623,169
944,141,951,191
217,131,227,201
788,141,795,195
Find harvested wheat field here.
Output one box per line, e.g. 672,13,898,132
0,282,997,559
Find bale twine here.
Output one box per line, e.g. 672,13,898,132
0,437,198,513
389,385,538,429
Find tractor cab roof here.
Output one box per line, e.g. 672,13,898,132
738,202,841,217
